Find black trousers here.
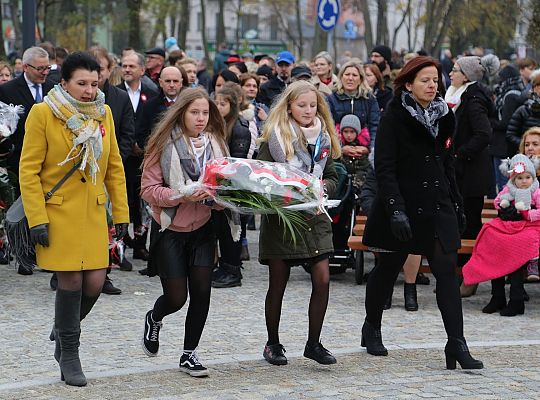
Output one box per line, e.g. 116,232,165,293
126,179,142,227
213,210,242,267
490,267,525,301
365,239,464,339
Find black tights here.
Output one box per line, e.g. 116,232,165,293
365,240,463,339
265,258,330,345
490,267,525,301
152,267,212,350
56,269,107,297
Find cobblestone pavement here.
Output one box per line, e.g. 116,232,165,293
1,230,540,399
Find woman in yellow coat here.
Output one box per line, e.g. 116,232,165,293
19,52,129,386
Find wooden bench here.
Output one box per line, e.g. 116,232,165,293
348,202,497,275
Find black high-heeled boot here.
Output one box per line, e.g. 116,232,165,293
444,337,483,370
361,320,388,356
499,300,524,316
404,283,418,311
481,296,506,314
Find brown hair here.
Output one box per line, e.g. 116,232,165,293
0,62,13,75
215,82,243,141
393,56,444,97
364,63,384,91
239,72,260,89
167,50,184,66
143,88,227,167
87,46,113,70
517,57,537,70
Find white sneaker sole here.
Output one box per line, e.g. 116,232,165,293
142,323,158,357
179,366,209,377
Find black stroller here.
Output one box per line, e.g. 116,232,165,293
327,162,363,279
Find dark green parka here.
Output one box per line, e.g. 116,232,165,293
256,141,338,264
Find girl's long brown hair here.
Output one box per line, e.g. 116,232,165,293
143,88,228,167
215,82,243,142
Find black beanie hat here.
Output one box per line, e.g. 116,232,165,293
371,45,392,64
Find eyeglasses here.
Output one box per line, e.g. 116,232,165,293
451,67,462,73
27,64,52,73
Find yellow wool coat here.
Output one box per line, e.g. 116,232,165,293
19,103,129,271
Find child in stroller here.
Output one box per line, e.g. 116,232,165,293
326,115,370,273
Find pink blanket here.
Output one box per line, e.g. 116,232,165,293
462,218,540,285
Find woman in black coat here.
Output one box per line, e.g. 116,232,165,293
361,56,483,370
447,56,498,244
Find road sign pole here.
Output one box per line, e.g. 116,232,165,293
22,0,36,50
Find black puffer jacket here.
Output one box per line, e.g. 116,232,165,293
228,117,252,158
506,96,540,152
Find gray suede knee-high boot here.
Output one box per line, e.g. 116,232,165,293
55,288,87,386
50,294,100,363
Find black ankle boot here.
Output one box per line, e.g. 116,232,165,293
499,300,525,316
444,337,483,370
212,263,242,288
404,283,418,311
361,320,388,356
481,296,506,314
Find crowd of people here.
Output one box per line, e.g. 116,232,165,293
1,39,539,386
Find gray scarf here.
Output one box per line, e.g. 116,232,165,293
159,127,221,231
401,91,449,138
267,120,331,178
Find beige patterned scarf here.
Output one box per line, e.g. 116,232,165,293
44,84,106,183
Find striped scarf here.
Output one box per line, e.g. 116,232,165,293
44,84,106,183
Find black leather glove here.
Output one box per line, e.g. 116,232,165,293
498,204,523,221
114,223,129,240
30,223,49,247
390,211,412,242
455,204,467,234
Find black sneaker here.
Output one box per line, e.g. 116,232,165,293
179,351,209,377
303,342,337,365
102,277,122,295
263,343,287,365
138,268,149,276
142,310,162,356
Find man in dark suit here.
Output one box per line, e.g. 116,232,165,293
0,46,53,173
90,46,137,294
117,52,158,264
0,46,53,275
139,66,185,146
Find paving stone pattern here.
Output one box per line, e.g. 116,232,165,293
1,230,539,399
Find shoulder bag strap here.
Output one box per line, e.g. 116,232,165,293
44,160,82,201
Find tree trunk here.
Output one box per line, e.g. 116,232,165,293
127,0,141,50
270,2,300,53
217,0,226,45
358,0,372,55
376,0,388,46
0,2,5,58
234,0,242,51
312,22,328,58
200,0,211,71
295,0,303,59
178,0,189,50
9,0,23,51
391,0,411,51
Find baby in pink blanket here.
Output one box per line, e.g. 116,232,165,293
497,154,540,281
